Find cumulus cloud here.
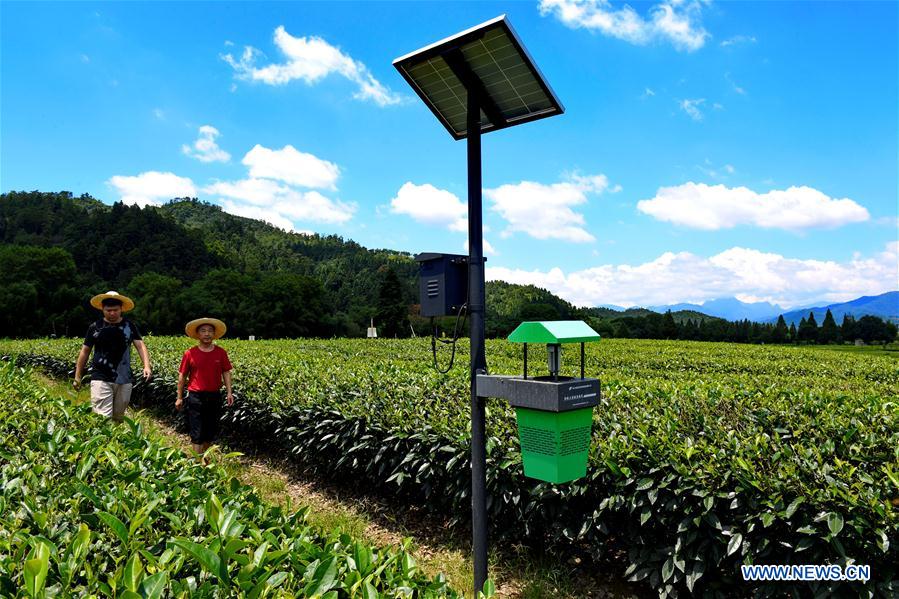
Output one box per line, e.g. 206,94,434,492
202,143,353,231
222,26,402,106
182,125,231,163
204,177,354,227
464,238,497,256
679,98,705,121
389,182,467,232
637,182,870,230
539,0,709,52
485,173,613,243
242,144,339,190
107,171,196,207
486,242,898,309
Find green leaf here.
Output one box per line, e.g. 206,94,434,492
362,581,378,599
686,562,705,593
727,533,743,557
171,538,229,584
661,557,674,583
124,552,143,592
827,512,844,537
139,572,167,599
305,556,337,596
97,511,129,545
481,578,497,597
636,478,653,491
353,543,373,576
639,506,651,525
24,557,49,598
70,523,91,561
784,496,804,519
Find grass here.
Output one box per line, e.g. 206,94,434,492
35,373,641,598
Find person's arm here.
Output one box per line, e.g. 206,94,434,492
133,339,152,380
74,345,91,390
223,370,234,406
176,372,187,411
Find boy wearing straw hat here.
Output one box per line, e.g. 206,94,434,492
74,290,152,422
176,317,234,459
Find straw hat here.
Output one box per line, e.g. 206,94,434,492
90,290,135,312
185,317,227,340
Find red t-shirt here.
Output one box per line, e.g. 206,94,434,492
179,345,233,392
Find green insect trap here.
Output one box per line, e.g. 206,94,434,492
477,321,601,484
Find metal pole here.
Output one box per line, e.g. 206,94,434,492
467,85,488,595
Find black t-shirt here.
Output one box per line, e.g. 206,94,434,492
83,318,143,383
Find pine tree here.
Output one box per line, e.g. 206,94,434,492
798,313,818,344
661,310,678,339
772,315,789,343
375,267,410,338
841,314,857,343
789,322,797,343
819,309,839,344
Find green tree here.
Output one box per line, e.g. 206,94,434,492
789,322,797,343
772,315,789,343
841,314,857,342
819,309,840,344
375,267,410,338
798,313,818,344
660,310,678,339
0,245,82,337
254,272,331,338
126,272,185,335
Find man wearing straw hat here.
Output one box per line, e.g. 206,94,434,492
74,290,152,422
176,317,234,460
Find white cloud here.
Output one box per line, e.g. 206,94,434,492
389,182,467,232
153,108,165,120
721,35,757,47
726,72,746,95
486,242,898,309
697,159,734,179
107,171,196,207
204,177,354,225
486,173,612,243
464,238,497,256
641,87,656,98
222,26,402,106
80,54,90,63
679,98,705,121
182,125,231,163
637,182,870,231
242,144,339,190
539,0,709,52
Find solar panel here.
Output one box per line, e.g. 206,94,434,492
393,15,564,140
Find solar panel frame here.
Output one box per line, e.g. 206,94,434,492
393,15,564,140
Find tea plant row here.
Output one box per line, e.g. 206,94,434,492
4,337,897,597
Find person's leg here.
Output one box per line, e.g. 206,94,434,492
186,393,206,460
111,383,132,423
90,381,114,418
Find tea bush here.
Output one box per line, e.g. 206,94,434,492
0,362,461,597
4,337,897,597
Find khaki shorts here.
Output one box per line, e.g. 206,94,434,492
90,381,133,422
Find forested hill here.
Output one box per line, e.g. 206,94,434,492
0,191,419,337
6,191,891,344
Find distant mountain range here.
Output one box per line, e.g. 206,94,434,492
771,292,899,326
645,292,898,324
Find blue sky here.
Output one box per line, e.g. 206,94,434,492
2,1,897,308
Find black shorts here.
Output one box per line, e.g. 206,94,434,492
186,391,223,444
